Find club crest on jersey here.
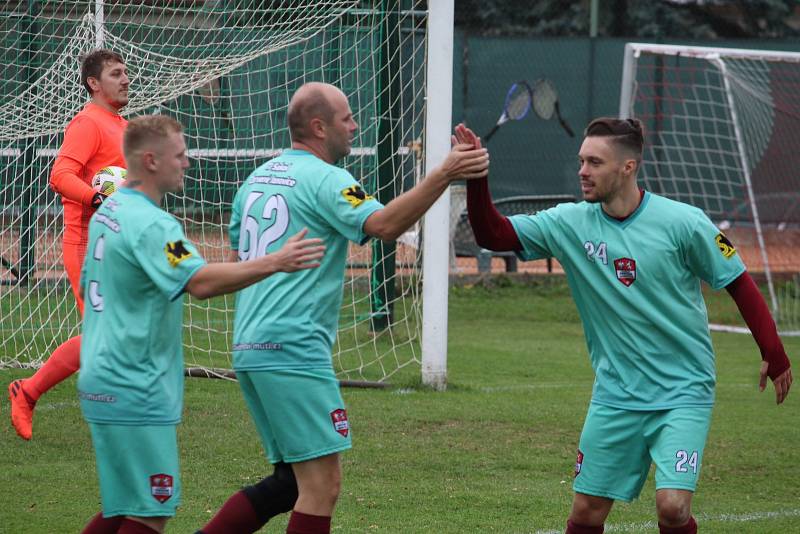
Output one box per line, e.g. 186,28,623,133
614,257,637,286
574,450,584,477
715,232,737,259
165,240,192,267
330,408,350,437
341,185,374,208
149,473,174,503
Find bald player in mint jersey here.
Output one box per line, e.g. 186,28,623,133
199,82,489,534
458,118,792,534
78,114,324,534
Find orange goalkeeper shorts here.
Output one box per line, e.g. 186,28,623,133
63,242,86,315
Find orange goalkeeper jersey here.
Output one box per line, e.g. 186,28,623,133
50,102,127,245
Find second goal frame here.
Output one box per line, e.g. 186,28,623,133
619,42,800,334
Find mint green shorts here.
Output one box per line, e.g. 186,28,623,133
88,423,181,517
237,368,352,464
573,403,712,502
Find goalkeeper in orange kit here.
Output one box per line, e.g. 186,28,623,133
7,49,129,440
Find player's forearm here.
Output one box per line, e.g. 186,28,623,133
186,258,278,300
50,157,96,206
726,272,791,379
466,176,522,251
364,167,450,241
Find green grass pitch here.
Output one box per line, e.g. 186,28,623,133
1,278,798,532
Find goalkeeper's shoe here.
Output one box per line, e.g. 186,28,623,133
8,379,35,440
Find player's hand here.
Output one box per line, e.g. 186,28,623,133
91,192,108,209
760,361,792,404
452,123,483,150
439,141,489,181
269,228,325,272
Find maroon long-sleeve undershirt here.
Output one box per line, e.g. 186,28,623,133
725,272,791,379
466,176,791,379
466,177,521,251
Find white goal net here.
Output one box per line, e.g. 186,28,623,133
620,43,800,335
0,0,430,383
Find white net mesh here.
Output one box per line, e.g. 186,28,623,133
623,44,800,333
0,0,429,383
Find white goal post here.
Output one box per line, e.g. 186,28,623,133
619,42,800,335
0,1,454,385
420,0,453,391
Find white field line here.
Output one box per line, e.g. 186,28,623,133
533,508,800,534
29,400,79,411
478,382,761,393
390,382,767,396
480,383,591,392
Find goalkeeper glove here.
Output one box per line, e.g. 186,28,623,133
91,192,107,209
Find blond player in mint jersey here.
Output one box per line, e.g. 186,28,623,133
78,115,325,534
460,118,792,534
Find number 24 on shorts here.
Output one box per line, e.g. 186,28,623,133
675,449,699,474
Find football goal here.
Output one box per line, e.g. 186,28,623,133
620,42,800,335
0,1,454,387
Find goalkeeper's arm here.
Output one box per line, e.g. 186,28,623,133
50,155,105,208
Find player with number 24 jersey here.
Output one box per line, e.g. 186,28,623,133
510,191,744,409
461,117,791,534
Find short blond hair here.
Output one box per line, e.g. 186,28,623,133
123,115,183,161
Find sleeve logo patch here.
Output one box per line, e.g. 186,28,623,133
715,233,736,258
341,185,374,208
165,240,192,267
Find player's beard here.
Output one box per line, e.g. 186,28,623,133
580,181,604,203
582,172,626,204
329,137,352,163
114,90,129,109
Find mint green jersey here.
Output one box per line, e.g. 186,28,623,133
509,192,745,410
229,149,383,371
78,188,206,424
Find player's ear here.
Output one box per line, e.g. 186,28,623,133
623,158,638,178
309,117,326,139
86,76,101,94
141,150,157,172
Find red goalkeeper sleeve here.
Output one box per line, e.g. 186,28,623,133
466,176,522,252
725,272,791,380
50,155,97,207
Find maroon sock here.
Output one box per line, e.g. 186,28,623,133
566,519,604,534
81,512,124,534
659,516,697,534
286,511,331,534
201,490,262,534
117,519,159,534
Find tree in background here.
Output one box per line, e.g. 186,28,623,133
455,0,800,39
